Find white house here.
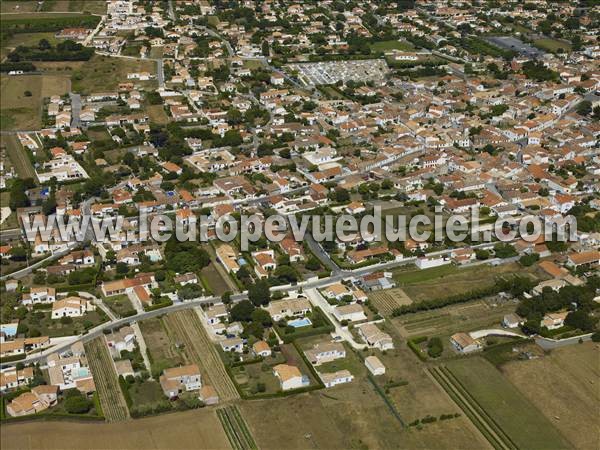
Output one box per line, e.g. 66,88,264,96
319,370,354,388
51,297,95,319
159,364,202,399
273,364,309,391
333,304,367,323
365,356,385,376
450,332,482,354
305,342,345,366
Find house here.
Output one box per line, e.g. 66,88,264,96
541,312,569,330
105,326,136,358
333,304,367,323
450,332,482,354
322,283,353,300
273,364,309,391
159,365,202,399
199,385,219,405
265,298,311,321
215,244,240,274
206,304,228,325
319,369,354,388
360,272,396,291
502,313,524,329
220,337,244,353
357,323,394,350
174,272,198,286
252,249,277,279
6,385,58,417
566,250,599,268
365,355,385,376
101,274,156,297
252,340,272,357
51,297,95,319
47,351,95,392
21,287,56,307
114,359,135,378
0,367,34,392
305,342,345,366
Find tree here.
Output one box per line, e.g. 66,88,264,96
565,310,597,333
576,100,592,117
64,395,91,414
116,262,129,274
305,256,321,271
248,280,271,306
262,40,270,57
333,187,350,203
221,291,232,305
251,308,272,327
475,249,490,260
230,300,255,322
427,337,443,358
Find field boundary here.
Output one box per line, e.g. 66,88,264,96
216,405,258,450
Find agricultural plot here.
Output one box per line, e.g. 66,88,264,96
437,357,569,450
369,287,412,316
501,342,598,450
84,337,129,422
163,310,240,401
216,405,258,450
2,134,35,179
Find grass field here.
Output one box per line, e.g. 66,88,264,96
1,408,232,449
146,104,169,125
164,310,240,401
84,336,130,422
442,357,570,450
502,342,598,449
71,55,156,94
40,0,107,13
138,316,185,377
2,134,35,179
371,39,415,52
1,74,70,130
393,262,546,303
533,38,572,53
0,1,39,13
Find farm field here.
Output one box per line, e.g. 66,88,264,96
71,55,156,94
2,32,60,51
533,38,571,53
201,261,231,296
501,342,598,450
216,405,258,450
138,316,185,377
40,0,107,13
369,287,412,316
441,357,570,450
1,407,232,450
1,134,36,179
1,1,39,13
0,74,70,130
163,309,240,401
84,336,130,422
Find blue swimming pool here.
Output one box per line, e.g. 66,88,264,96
288,318,312,328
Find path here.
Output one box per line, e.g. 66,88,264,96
79,291,117,321
131,322,153,379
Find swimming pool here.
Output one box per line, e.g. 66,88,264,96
288,318,312,328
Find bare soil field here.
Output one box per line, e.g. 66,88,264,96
501,342,599,450
138,316,185,376
1,408,231,450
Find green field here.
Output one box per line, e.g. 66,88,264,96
103,294,136,317
371,39,415,53
443,357,570,450
533,38,572,53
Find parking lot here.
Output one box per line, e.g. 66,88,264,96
287,59,390,86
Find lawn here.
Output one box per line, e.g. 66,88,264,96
71,55,156,94
445,357,570,450
0,74,70,130
2,32,60,50
501,342,597,449
231,359,282,396
103,294,136,317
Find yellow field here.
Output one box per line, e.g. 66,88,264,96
71,55,156,94
502,342,599,449
1,408,232,450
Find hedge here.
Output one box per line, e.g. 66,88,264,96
407,337,428,361
0,354,26,364
143,299,173,312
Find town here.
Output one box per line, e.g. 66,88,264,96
0,0,598,449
